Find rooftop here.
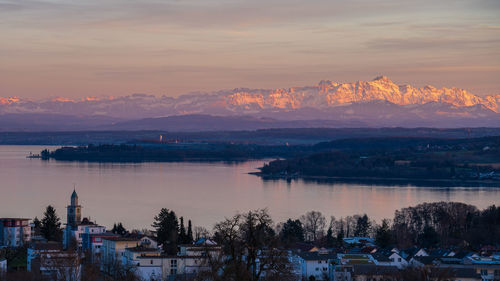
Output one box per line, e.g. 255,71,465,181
298,251,337,261
125,246,161,253
352,265,398,276
102,237,141,242
30,242,63,251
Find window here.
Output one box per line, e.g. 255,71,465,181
481,269,488,275
398,258,401,262
150,260,153,265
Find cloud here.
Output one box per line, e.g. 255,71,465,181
365,37,500,51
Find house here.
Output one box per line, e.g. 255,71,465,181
371,252,393,266
100,237,141,274
176,239,222,276
122,246,163,280
0,218,31,247
140,236,158,249
64,218,106,251
81,232,119,263
343,237,375,246
30,250,82,281
297,249,337,280
409,255,439,267
127,239,223,281
387,250,409,268
333,253,378,280
27,241,63,272
463,256,500,280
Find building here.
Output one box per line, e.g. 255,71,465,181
100,237,141,274
63,190,106,250
0,258,6,275
297,248,337,280
463,256,500,280
81,232,119,263
177,239,222,276
27,241,63,272
31,251,82,281
0,218,31,247
124,238,223,281
122,246,163,280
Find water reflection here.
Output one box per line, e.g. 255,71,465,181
0,146,499,231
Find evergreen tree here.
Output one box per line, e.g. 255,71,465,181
354,214,371,237
40,205,62,242
375,219,393,248
336,227,344,246
33,216,41,236
279,219,305,247
187,220,194,244
179,217,187,244
111,222,127,235
152,208,179,254
325,227,335,247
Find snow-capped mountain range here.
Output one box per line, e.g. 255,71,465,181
1,76,499,131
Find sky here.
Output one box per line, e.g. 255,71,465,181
0,0,499,99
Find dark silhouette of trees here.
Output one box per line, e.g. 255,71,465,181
375,219,393,248
354,214,371,237
152,208,179,254
212,209,292,281
417,225,440,248
187,219,194,244
40,205,62,242
390,202,500,248
111,222,127,236
300,211,326,242
32,217,41,236
278,219,305,247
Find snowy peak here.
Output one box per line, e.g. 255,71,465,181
0,77,498,122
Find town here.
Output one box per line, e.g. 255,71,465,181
1,190,499,281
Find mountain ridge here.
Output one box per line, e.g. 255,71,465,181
1,76,499,118
0,76,498,130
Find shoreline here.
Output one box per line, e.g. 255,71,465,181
250,172,500,188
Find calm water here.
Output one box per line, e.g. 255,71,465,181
1,145,499,231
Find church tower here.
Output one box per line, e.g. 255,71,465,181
67,189,82,229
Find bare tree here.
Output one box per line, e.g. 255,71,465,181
300,211,326,242
194,226,210,241
39,251,82,281
211,209,295,281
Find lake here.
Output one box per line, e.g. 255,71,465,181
1,145,499,231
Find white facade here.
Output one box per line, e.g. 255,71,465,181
66,223,106,250
300,258,330,280
100,238,141,274
0,259,6,274
0,218,31,247
388,252,409,269
297,251,337,280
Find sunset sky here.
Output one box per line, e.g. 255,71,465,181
1,0,499,99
